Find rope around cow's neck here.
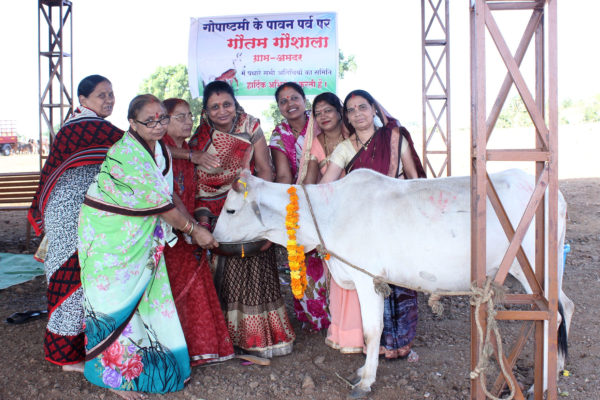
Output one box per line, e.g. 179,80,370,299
299,184,516,400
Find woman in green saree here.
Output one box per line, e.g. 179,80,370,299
78,94,217,398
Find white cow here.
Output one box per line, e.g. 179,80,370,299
213,168,573,398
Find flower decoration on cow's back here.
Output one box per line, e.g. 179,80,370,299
286,186,307,299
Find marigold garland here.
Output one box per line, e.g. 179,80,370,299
286,186,307,299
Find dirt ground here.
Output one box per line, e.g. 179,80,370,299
1,171,599,399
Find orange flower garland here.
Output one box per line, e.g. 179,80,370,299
286,186,307,299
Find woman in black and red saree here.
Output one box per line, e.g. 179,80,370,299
28,75,123,372
320,89,426,362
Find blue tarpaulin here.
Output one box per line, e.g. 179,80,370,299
0,253,44,290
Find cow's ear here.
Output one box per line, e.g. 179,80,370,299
240,169,252,180
251,201,264,226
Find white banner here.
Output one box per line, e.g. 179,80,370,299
188,12,338,98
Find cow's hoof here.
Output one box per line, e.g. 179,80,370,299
346,372,361,386
348,387,370,399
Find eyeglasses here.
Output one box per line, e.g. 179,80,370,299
172,112,194,122
135,116,170,128
314,107,336,119
346,103,371,116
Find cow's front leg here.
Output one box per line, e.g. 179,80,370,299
350,281,384,399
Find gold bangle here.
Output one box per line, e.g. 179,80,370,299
188,222,195,235
182,220,191,233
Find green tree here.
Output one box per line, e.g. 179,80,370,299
583,94,600,123
261,49,357,128
497,96,533,128
338,50,357,79
139,65,202,128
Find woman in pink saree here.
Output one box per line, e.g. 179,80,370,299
269,82,330,332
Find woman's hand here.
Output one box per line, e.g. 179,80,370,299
191,150,220,169
192,224,219,249
259,240,273,252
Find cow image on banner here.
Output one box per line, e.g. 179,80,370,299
188,12,338,98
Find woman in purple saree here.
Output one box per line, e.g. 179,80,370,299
321,89,426,360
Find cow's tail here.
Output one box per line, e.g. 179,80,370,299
558,301,568,362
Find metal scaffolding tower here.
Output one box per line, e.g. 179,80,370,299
470,1,559,398
422,0,451,177
38,0,73,168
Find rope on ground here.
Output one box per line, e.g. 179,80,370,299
469,278,515,400
300,184,518,400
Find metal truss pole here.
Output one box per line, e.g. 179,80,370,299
422,0,451,177
38,0,73,169
470,0,559,399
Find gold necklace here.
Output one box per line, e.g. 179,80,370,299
322,132,343,157
290,118,306,137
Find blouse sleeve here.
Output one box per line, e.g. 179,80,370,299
269,126,285,152
400,135,409,156
328,139,356,169
250,125,265,145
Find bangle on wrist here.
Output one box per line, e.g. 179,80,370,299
188,150,193,161
187,222,195,235
182,220,191,233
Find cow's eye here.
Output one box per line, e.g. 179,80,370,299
226,209,235,214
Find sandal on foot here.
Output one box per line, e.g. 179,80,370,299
6,310,47,324
235,354,271,366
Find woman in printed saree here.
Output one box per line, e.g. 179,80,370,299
78,94,218,397
28,75,123,372
269,82,330,332
189,81,295,358
162,97,234,366
320,89,426,361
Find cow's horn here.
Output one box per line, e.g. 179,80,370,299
232,178,244,193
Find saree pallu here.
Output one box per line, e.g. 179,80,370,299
346,118,425,358
161,135,234,365
27,107,123,366
270,114,330,332
191,112,295,357
29,107,123,235
78,132,190,393
269,110,311,183
189,110,259,218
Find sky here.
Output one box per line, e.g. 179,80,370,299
1,0,598,139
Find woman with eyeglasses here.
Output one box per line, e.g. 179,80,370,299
29,74,123,374
188,81,295,359
162,97,234,366
320,89,426,362
269,82,332,334
78,94,218,398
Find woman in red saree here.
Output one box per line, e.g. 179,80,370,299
321,89,426,360
162,98,234,366
189,81,295,358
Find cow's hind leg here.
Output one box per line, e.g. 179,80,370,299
349,282,384,399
